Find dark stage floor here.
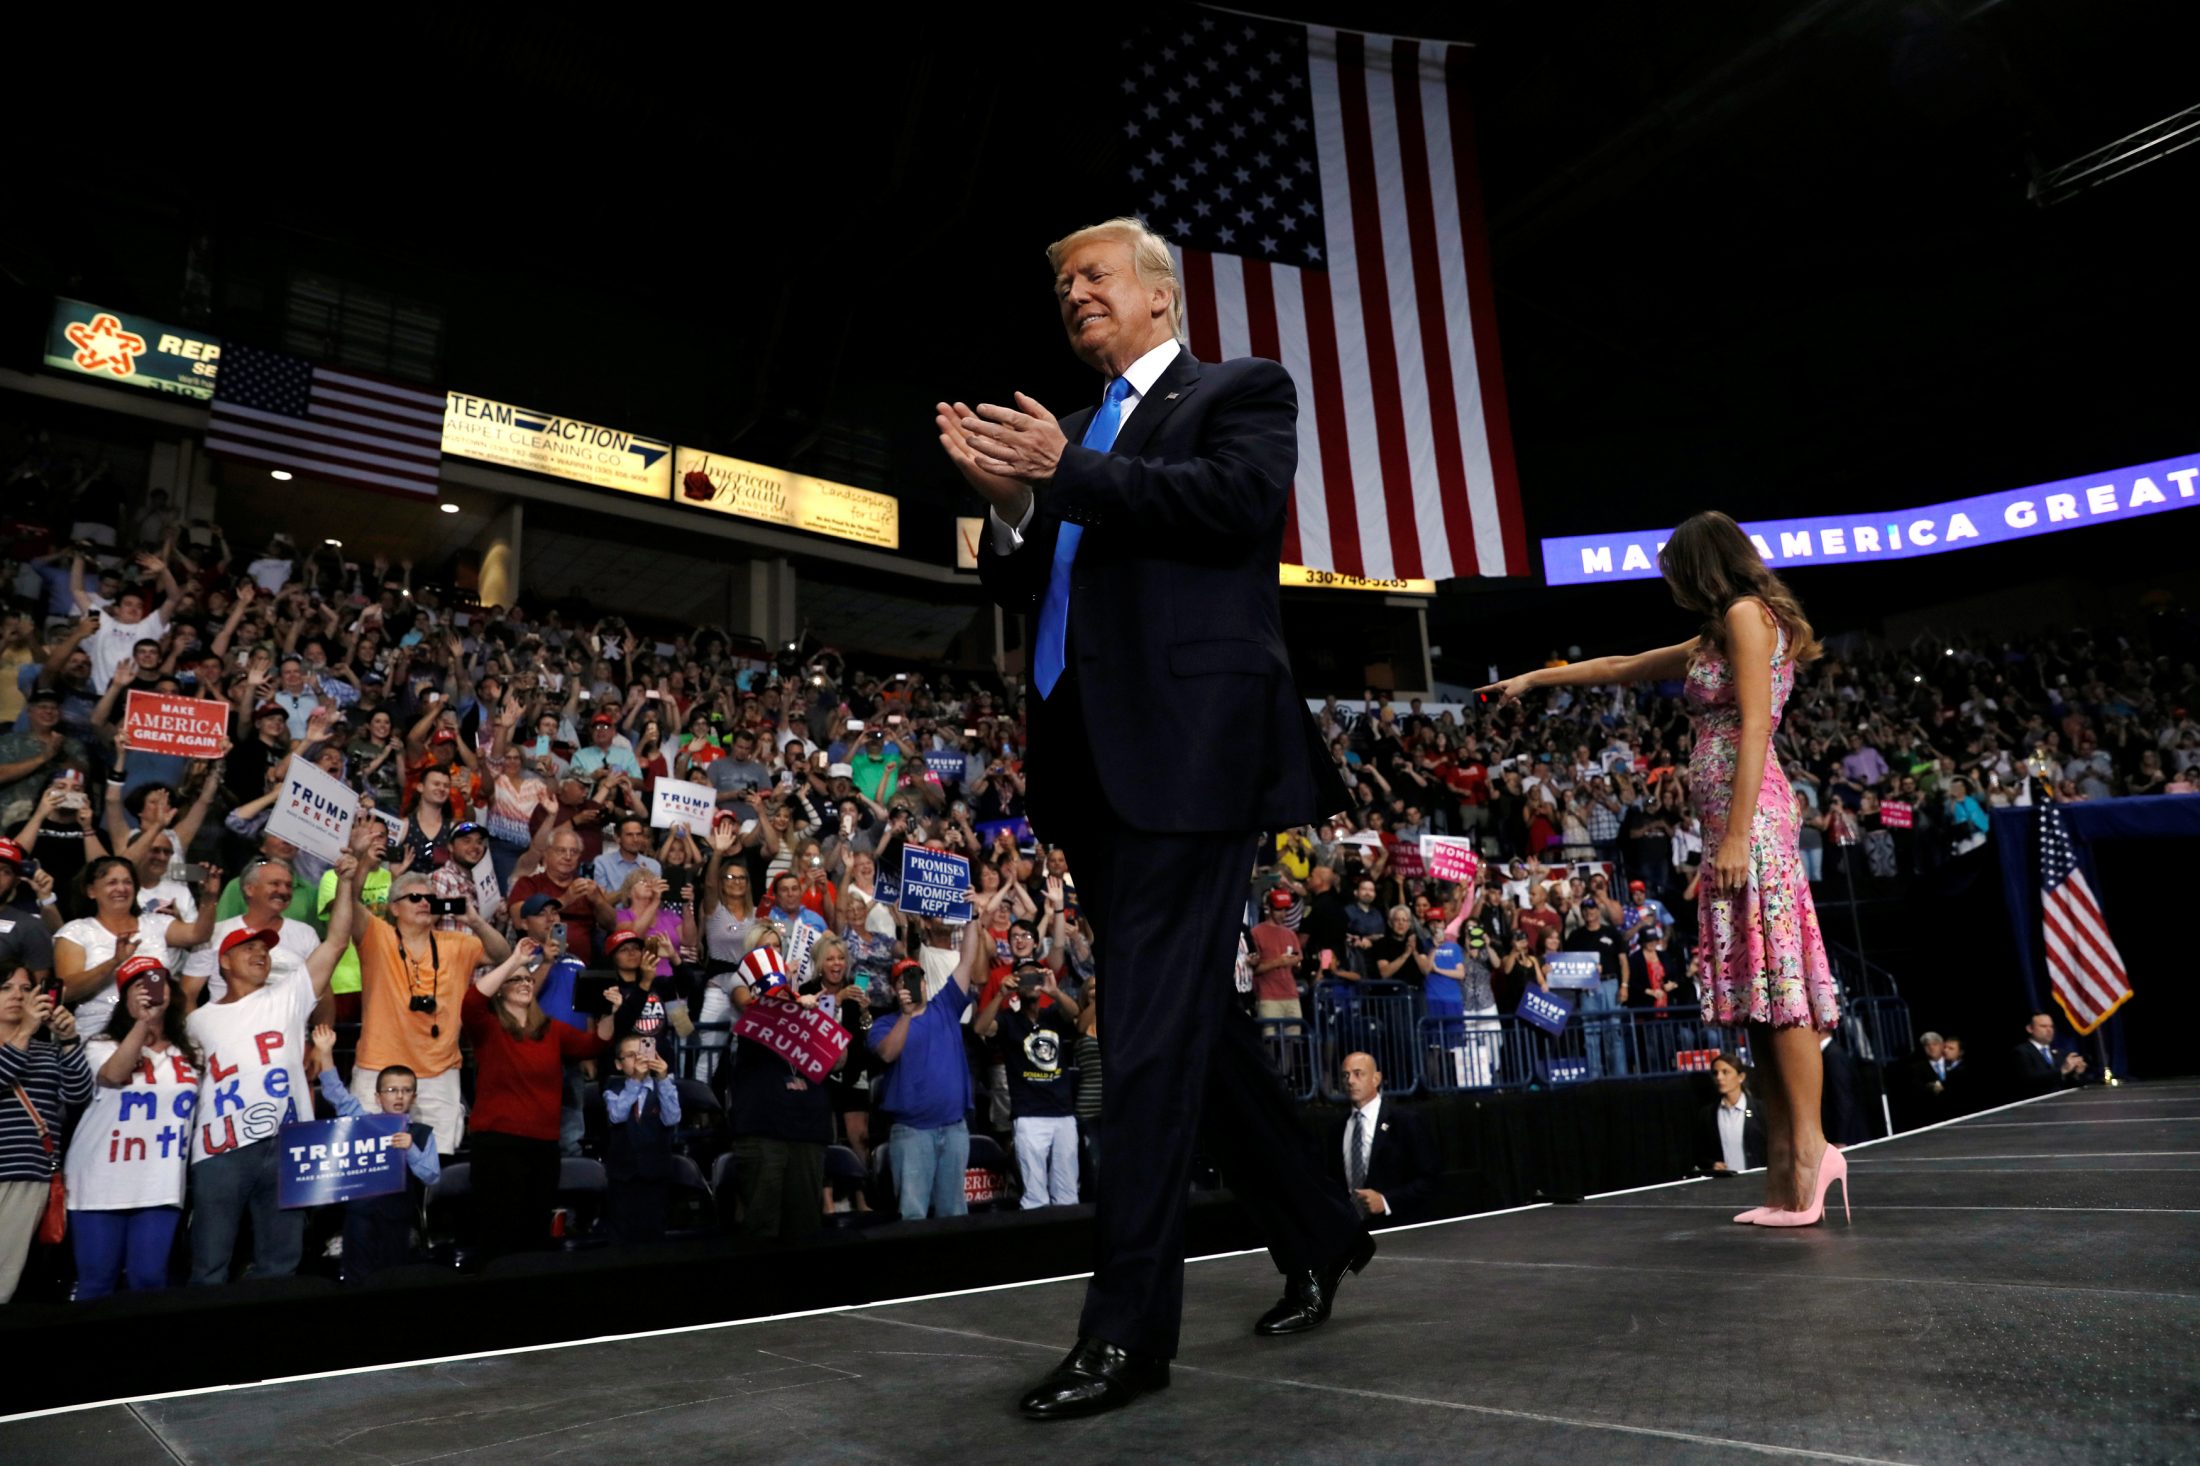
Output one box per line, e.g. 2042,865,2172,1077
8,1080,2197,1465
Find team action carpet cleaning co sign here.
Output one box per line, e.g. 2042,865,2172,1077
1541,451,2200,586
442,392,672,499
45,298,222,400
675,448,899,551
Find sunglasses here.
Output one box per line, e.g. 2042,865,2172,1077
393,892,433,905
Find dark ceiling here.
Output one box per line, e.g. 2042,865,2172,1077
6,1,2197,664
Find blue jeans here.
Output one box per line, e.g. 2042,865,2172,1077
891,1121,970,1221
1580,978,1630,1079
71,1206,181,1299
188,1140,303,1285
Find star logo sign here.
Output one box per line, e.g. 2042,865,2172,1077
65,313,149,379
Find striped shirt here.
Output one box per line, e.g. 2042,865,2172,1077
1073,1032,1103,1122
0,1038,95,1183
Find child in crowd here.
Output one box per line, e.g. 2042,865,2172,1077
311,1025,439,1280
601,1033,682,1244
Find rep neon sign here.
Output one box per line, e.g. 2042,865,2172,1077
1540,452,2199,586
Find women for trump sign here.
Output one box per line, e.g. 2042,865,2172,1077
732,998,849,1083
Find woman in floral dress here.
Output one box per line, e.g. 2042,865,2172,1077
1484,511,1845,1226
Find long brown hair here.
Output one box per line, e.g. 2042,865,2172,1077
1658,512,1823,666
494,973,551,1040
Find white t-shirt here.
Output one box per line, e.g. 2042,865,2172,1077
185,915,321,998
185,951,317,1162
88,607,167,693
58,915,179,1038
64,1038,199,1209
138,879,200,926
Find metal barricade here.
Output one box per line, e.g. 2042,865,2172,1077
683,1021,734,1082
1257,1016,1318,1101
1844,994,1913,1065
1310,980,1422,1098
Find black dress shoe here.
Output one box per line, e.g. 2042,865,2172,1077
1017,1336,1171,1420
1254,1231,1377,1337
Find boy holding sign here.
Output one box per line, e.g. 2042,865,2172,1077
310,1024,438,1280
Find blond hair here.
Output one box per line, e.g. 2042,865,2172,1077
1045,217,1185,343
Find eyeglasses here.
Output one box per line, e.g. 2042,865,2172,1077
393,892,432,905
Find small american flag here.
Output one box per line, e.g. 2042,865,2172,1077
205,343,444,497
1123,9,1526,581
2039,802,2130,1034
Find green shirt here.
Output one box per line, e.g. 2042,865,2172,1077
316,866,392,996
848,748,902,805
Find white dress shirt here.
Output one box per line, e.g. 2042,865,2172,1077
987,337,1184,554
1715,1095,1750,1173
1343,1093,1382,1185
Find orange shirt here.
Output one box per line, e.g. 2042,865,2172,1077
354,916,485,1078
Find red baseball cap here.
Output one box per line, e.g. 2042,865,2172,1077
253,702,286,720
1628,880,1647,892
603,929,645,956
115,955,170,992
0,838,21,870
219,927,281,957
1265,888,1294,911
591,712,617,726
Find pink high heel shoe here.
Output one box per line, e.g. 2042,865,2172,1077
1732,1208,1771,1224
1751,1146,1849,1227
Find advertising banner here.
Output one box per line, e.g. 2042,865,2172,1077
731,996,849,1083
265,757,356,864
955,516,985,570
123,692,230,759
442,392,672,498
1542,451,2200,586
897,846,972,921
675,448,899,550
276,1115,406,1208
649,777,716,835
45,298,222,400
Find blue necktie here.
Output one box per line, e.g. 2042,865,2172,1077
1034,376,1134,698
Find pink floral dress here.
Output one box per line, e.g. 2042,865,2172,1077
1684,618,1839,1032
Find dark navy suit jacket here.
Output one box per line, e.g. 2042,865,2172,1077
977,350,1350,836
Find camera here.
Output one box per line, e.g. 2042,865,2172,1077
408,994,438,1014
383,840,404,864
429,896,466,916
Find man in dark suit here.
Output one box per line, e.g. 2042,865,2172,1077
1329,1052,1440,1224
939,216,1363,1421
2012,1010,2091,1094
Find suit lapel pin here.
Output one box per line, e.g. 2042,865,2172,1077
1379,1122,1389,1132
1164,391,1179,400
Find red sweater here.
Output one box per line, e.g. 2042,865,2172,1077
461,986,605,1141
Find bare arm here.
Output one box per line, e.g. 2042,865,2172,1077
1487,639,1700,699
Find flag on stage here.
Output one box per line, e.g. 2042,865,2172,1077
2038,801,2130,1033
206,343,444,497
1121,10,1526,582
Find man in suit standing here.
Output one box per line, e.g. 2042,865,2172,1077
938,216,1364,1420
1329,1052,1439,1225
2012,1011,2091,1094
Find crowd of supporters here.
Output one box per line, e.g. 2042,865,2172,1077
0,456,2192,1302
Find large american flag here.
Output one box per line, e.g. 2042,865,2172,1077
2038,802,2130,1034
206,343,444,497
1123,10,1526,581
